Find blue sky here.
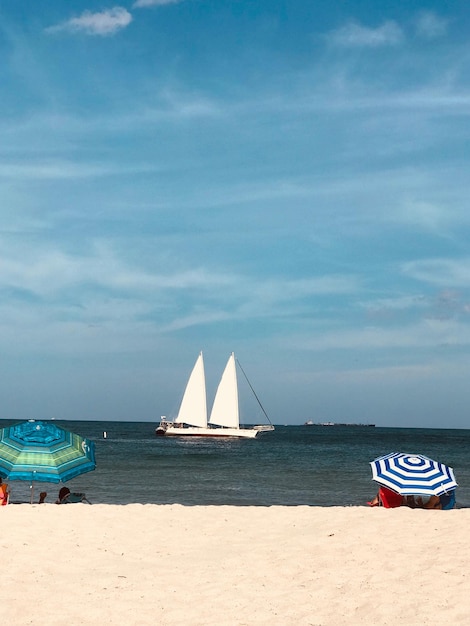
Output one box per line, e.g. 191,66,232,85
1,1,470,428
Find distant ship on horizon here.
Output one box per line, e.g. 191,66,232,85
303,420,375,427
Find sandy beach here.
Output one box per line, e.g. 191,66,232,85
1,504,468,625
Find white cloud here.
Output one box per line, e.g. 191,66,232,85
159,274,361,332
156,88,222,118
0,160,119,180
361,295,428,313
46,7,132,36
395,199,453,234
292,318,470,351
0,231,364,336
328,363,436,383
415,11,448,39
261,276,359,300
0,241,235,297
133,0,182,7
161,309,232,332
402,258,470,288
327,20,404,48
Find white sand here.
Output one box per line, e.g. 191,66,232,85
1,504,468,625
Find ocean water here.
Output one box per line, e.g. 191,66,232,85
2,420,469,507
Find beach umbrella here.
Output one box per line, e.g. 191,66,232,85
370,452,457,496
0,420,96,502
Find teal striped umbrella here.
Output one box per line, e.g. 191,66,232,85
0,420,96,501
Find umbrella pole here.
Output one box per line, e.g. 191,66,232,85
30,471,37,504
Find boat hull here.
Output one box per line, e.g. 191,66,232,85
155,425,259,438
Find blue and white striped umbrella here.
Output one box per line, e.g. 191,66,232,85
370,452,457,496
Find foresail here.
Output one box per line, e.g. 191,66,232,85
175,352,208,428
209,353,239,429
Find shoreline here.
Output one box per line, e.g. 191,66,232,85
2,504,468,625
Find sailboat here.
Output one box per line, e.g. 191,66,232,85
155,352,274,438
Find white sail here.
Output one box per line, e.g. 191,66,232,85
175,352,208,428
209,353,239,429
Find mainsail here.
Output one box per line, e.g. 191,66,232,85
209,353,239,429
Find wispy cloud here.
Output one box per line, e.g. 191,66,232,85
361,295,428,314
394,199,454,234
45,7,132,36
325,363,436,383
415,11,449,39
361,291,470,324
327,20,404,48
160,274,361,332
0,230,363,336
402,258,470,288
0,160,124,180
0,241,234,298
292,318,470,351
133,0,183,7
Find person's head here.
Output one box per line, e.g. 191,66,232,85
58,487,70,502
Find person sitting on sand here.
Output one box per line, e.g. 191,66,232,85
55,486,90,504
56,487,71,504
39,492,47,504
0,477,10,506
405,492,456,510
413,495,441,509
367,486,404,508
